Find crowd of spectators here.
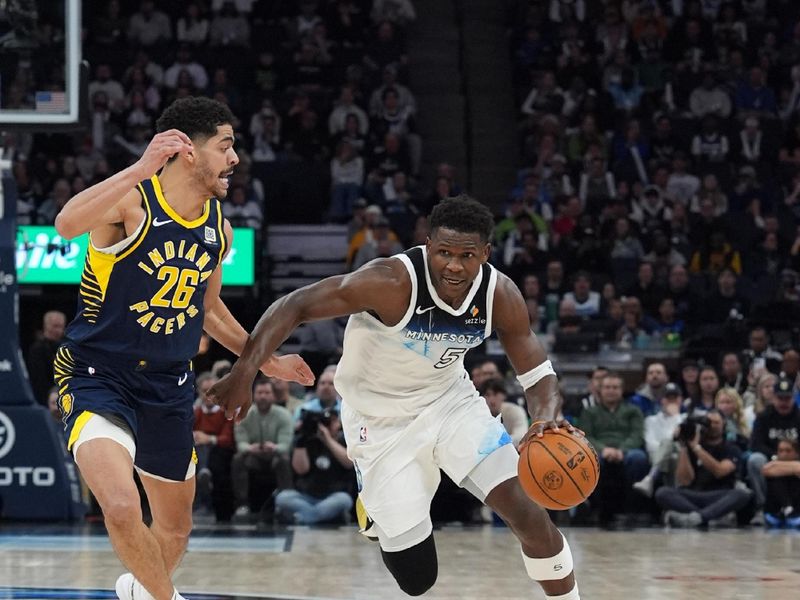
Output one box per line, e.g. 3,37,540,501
179,363,353,525
15,0,800,530
5,0,424,231
498,0,800,358
484,0,800,527
560,355,800,529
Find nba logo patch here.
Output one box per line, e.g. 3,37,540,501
204,226,217,244
359,426,368,442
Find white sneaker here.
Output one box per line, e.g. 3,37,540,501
115,573,185,600
234,505,250,518
708,512,737,528
632,475,654,498
115,574,154,600
666,510,703,528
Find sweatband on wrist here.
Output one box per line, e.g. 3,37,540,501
517,360,557,391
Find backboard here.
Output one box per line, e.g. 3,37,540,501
0,0,84,130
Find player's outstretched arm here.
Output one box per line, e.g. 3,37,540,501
54,129,193,239
492,273,575,446
202,221,314,386
208,258,409,420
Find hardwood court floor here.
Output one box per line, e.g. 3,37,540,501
0,524,798,599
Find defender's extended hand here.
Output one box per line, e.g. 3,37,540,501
261,354,315,386
208,371,253,423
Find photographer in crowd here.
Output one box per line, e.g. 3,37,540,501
275,406,354,525
232,378,294,520
655,409,752,528
293,366,342,422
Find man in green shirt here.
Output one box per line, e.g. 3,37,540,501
232,378,294,519
579,372,649,526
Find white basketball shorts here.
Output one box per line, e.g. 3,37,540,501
341,390,519,539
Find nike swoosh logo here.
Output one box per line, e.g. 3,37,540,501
152,218,173,227
178,373,188,386
415,306,435,315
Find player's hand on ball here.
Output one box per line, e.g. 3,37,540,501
207,371,253,423
520,416,581,448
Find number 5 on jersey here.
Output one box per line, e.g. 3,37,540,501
434,347,468,369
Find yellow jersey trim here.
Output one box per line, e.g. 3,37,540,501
151,175,210,229
116,184,153,261
67,411,95,450
86,245,116,301
79,185,151,322
216,201,227,264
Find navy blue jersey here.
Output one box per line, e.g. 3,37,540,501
65,175,227,363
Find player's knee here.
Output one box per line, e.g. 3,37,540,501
390,568,436,597
99,491,142,529
381,534,438,596
155,512,193,539
177,514,193,538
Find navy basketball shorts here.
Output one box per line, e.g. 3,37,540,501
53,345,196,481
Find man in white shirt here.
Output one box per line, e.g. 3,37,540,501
634,383,685,497
562,271,600,318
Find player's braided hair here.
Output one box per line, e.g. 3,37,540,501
156,96,235,142
429,195,494,242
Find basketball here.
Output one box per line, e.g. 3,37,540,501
518,430,599,511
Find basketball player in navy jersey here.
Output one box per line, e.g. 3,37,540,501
211,197,582,599
53,97,314,600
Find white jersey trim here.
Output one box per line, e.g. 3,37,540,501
484,265,498,339
89,214,146,255
360,253,417,333
420,245,484,316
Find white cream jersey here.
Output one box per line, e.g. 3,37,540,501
334,246,498,418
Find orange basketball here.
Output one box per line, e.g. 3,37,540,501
518,430,599,510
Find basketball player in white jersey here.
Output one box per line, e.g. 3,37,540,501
210,196,580,600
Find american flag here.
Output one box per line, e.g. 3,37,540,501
35,91,67,113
